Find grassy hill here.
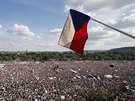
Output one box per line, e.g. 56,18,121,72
107,47,135,53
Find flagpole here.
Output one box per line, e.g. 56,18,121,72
91,18,135,39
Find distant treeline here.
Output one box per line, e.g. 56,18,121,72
0,52,135,61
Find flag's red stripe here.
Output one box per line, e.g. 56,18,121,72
70,21,89,55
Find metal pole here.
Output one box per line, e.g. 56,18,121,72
91,18,135,39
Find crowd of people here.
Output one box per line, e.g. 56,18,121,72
0,60,135,101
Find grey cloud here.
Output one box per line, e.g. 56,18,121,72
0,25,2,29
88,26,118,41
105,9,135,29
50,28,62,35
7,24,34,40
65,0,134,12
83,0,134,12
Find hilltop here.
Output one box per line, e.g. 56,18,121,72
107,47,135,53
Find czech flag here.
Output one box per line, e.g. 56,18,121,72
58,9,90,55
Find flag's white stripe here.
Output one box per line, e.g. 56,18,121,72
58,14,75,48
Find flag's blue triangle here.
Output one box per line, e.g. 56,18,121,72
70,9,90,31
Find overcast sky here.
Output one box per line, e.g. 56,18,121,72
0,0,135,51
